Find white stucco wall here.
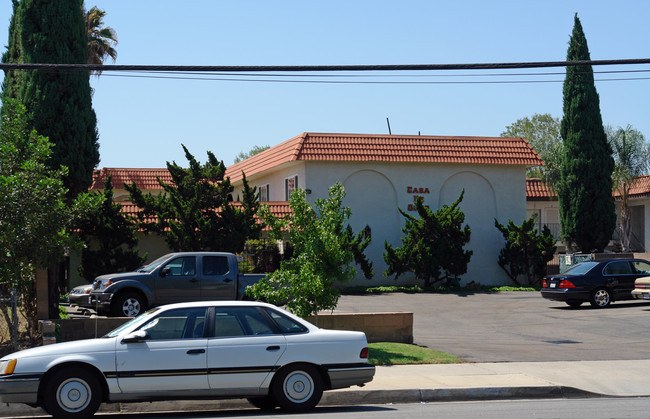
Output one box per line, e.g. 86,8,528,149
237,160,528,286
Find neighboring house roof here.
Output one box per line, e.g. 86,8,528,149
526,176,650,202
614,174,650,200
526,178,557,201
226,132,544,183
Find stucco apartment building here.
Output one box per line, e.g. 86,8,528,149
77,132,542,289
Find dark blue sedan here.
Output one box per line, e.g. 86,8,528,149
541,259,650,308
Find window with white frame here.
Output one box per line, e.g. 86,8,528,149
259,184,270,201
284,175,298,200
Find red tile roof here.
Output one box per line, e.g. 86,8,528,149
527,176,650,201
526,178,557,201
614,174,650,200
91,168,171,191
226,132,543,182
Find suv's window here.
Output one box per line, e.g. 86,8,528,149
603,261,633,275
140,307,207,340
163,257,196,276
632,261,650,275
203,256,229,276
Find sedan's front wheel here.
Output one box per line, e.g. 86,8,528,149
590,288,611,308
42,367,102,419
271,364,323,412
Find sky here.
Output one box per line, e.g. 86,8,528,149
0,0,649,168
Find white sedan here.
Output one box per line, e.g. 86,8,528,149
0,301,374,418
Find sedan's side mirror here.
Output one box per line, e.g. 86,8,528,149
121,330,149,343
160,267,171,277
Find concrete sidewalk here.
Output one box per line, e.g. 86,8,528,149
3,360,649,417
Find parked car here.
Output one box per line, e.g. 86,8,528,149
631,276,650,300
78,252,267,317
541,258,650,308
67,284,92,308
0,301,374,418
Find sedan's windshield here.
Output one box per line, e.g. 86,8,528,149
564,261,598,275
137,254,174,273
103,307,162,337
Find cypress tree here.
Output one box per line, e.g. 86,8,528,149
1,0,99,198
557,14,615,252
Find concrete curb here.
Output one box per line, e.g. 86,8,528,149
0,385,609,418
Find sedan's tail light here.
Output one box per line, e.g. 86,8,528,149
360,347,369,359
559,280,576,289
542,280,548,288
635,283,650,290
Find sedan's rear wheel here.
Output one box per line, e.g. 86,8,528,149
42,367,102,419
590,288,611,308
271,364,323,412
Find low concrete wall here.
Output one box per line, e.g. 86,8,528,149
308,312,413,344
45,312,413,344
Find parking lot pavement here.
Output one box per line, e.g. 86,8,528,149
332,292,650,362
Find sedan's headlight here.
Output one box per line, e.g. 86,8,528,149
0,359,17,375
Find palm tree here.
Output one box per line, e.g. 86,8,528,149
84,4,117,76
608,125,650,251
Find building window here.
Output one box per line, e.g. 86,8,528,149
259,184,270,201
285,175,298,200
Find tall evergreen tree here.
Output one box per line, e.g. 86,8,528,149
556,14,615,253
1,0,100,198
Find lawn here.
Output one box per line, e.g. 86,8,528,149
368,342,462,365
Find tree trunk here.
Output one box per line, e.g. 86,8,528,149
619,204,631,252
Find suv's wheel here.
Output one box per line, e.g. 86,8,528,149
42,367,102,419
111,291,146,317
590,288,611,308
271,364,323,412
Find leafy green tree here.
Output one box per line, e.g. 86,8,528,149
233,145,270,164
246,183,372,323
1,0,99,199
84,3,118,75
126,145,261,253
556,14,615,253
607,125,650,251
76,175,146,282
0,99,98,329
501,113,562,186
384,192,472,287
494,217,556,286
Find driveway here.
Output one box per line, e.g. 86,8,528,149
332,292,650,362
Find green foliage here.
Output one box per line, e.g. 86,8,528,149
84,4,118,75
233,145,270,164
494,217,556,286
501,113,562,186
0,100,99,331
384,192,472,287
1,0,99,199
58,305,70,320
246,183,373,321
126,145,261,253
557,14,615,253
607,125,650,251
76,175,146,282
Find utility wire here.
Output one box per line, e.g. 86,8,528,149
1,58,650,73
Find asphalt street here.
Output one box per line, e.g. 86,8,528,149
331,291,650,362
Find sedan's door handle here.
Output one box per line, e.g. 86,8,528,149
266,346,280,351
223,278,233,283
187,349,205,355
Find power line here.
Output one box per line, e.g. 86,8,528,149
1,58,650,73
